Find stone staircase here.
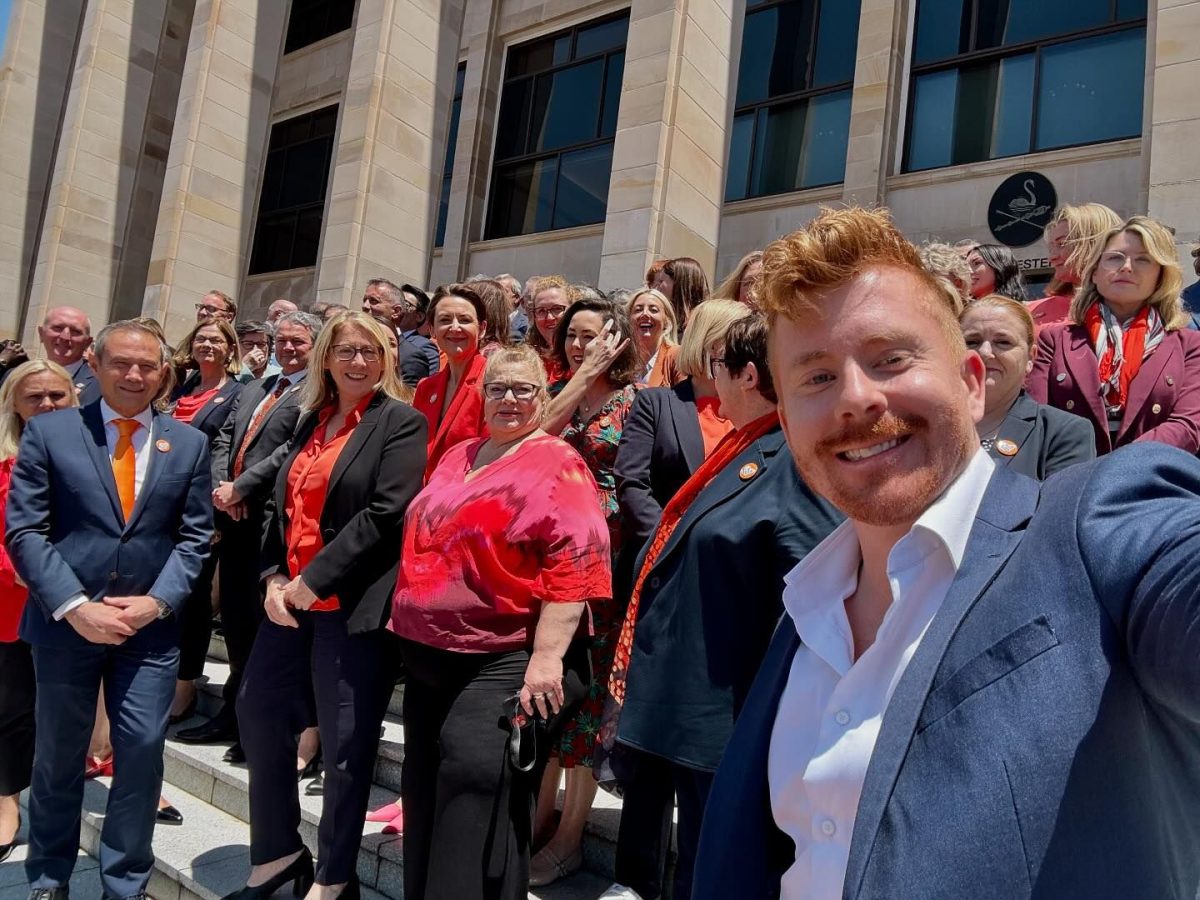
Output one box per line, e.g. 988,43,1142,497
1,633,641,900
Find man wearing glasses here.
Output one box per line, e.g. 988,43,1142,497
195,290,237,323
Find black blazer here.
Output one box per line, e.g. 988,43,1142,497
618,427,841,771
988,390,1096,480
172,373,243,442
261,392,427,634
614,378,705,555
398,331,439,388
210,372,306,500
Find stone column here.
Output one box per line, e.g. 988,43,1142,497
0,0,87,339
597,0,741,292
841,0,907,207
23,0,176,343
142,0,287,340
1146,0,1200,268
315,0,467,306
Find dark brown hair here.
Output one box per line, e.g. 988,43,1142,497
552,298,640,388
429,283,488,331
662,257,709,322
722,314,776,403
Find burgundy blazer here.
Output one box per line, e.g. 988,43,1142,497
1028,322,1200,455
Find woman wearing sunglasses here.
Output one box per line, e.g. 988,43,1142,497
391,343,610,900
227,312,428,900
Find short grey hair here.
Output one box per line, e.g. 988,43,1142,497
274,310,323,339
366,278,403,306
93,320,171,365
572,283,604,302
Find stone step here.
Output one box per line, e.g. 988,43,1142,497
176,656,634,889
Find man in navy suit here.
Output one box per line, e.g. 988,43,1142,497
7,320,213,900
694,208,1200,898
0,307,101,404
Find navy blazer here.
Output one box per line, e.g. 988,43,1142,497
987,391,1095,479
618,427,841,771
695,446,1200,899
398,331,440,388
172,374,242,442
7,402,214,651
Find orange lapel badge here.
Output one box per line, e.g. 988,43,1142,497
739,462,760,481
156,439,171,453
995,439,1019,457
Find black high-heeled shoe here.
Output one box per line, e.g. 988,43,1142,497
221,847,314,900
296,752,322,781
168,694,197,726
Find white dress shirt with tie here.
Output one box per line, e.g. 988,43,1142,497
769,449,995,899
52,401,155,620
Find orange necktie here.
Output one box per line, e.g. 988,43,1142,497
113,418,140,520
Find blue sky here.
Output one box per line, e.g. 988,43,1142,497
0,0,11,61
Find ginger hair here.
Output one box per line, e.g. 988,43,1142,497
759,206,966,351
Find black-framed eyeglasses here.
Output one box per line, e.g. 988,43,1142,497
483,381,538,401
708,357,727,379
533,306,568,321
331,344,381,362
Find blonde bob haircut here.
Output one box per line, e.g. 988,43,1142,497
1069,215,1187,331
676,299,752,379
0,359,78,459
760,206,967,353
962,293,1036,354
174,318,242,376
1044,202,1121,295
482,343,550,402
625,288,679,347
300,311,408,411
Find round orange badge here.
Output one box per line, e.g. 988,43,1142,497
155,439,171,453
996,439,1019,457
738,462,759,481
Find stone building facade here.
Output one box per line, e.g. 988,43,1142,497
0,0,1197,343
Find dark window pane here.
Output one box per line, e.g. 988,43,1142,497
813,0,862,87
278,140,332,208
311,106,339,138
1035,29,1145,150
736,3,816,106
751,102,804,195
529,60,604,152
725,112,754,202
600,53,624,138
553,36,571,66
913,0,970,62
907,69,958,171
258,149,286,212
553,144,612,228
975,0,1109,49
951,53,1034,162
292,208,323,268
495,78,533,159
454,62,466,97
1118,0,1147,19
799,89,852,186
487,159,558,238
285,0,356,54
444,97,461,176
249,213,296,275
575,16,629,58
509,37,559,77
435,176,452,247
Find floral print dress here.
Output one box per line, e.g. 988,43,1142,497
552,382,640,767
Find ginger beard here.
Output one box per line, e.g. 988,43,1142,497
771,267,984,530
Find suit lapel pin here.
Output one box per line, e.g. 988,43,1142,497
75,382,86,390
429,393,438,404
738,462,760,481
213,396,226,405
156,439,171,453
996,439,1019,457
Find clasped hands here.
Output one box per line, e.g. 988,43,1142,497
264,573,318,628
212,481,247,521
66,595,160,645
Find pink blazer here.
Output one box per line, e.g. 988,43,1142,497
1028,322,1200,455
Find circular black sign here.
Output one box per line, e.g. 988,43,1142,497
987,172,1058,247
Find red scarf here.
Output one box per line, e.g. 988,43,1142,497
1084,302,1159,413
605,411,780,709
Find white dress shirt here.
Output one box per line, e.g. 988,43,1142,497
769,449,995,900
52,401,156,620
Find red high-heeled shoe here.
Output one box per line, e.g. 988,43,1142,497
85,755,114,779
365,801,401,823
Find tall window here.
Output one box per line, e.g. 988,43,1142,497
486,13,628,240
435,63,467,248
725,0,860,202
904,0,1147,172
248,106,338,275
284,0,356,54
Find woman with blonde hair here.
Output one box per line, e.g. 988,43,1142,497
0,360,77,862
1030,216,1200,455
626,287,682,386
1030,202,1122,337
227,312,427,900
712,250,764,308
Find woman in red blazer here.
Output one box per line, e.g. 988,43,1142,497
1029,215,1200,455
412,283,489,480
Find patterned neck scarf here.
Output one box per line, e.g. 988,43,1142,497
1084,301,1164,416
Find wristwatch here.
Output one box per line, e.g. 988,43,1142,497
155,599,172,620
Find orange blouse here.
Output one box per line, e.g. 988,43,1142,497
284,395,373,612
696,395,733,457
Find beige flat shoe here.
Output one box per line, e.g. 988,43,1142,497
528,844,583,887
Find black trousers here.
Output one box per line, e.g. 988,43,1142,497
237,611,395,885
398,639,588,900
178,549,218,681
0,639,35,795
614,748,714,900
215,515,266,714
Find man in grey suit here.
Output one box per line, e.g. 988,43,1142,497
179,312,321,757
